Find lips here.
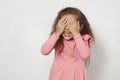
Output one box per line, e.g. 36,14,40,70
63,30,71,33
64,31,71,34
63,31,72,37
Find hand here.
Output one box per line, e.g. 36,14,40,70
67,16,80,36
55,16,67,37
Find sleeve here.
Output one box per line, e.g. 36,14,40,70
41,33,59,55
73,34,93,60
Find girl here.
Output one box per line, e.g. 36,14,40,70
41,7,94,80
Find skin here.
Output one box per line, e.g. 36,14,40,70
55,14,82,40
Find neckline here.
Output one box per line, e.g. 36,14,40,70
63,38,75,43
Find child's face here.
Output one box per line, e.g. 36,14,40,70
62,24,73,40
62,14,78,40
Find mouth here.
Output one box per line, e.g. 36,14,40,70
63,30,71,34
63,31,72,37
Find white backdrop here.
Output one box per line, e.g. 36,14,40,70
0,0,120,80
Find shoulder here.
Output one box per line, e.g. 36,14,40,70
82,34,93,47
82,34,92,41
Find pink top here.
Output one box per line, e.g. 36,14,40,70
41,33,93,80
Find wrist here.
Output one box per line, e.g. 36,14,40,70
55,31,61,38
72,32,80,36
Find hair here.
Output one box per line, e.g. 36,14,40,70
50,7,94,67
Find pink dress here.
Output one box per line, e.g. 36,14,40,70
41,33,93,80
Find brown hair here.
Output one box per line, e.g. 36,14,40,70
50,7,94,66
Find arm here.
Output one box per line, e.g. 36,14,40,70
41,33,59,55
67,16,93,60
73,34,93,60
41,16,68,55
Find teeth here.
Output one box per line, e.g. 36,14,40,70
64,31,71,34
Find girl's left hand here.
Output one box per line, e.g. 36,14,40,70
67,16,80,36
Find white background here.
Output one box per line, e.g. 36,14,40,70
0,0,120,80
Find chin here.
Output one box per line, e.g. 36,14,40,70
62,33,73,40
63,36,73,40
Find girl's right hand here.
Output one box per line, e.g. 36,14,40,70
55,16,67,37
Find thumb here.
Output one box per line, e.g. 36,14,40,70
78,21,80,30
80,24,84,32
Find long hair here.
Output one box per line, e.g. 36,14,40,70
50,7,94,67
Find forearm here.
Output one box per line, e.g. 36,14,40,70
73,33,90,60
41,33,59,55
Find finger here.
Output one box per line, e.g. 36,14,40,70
59,16,67,22
63,21,68,29
62,17,68,25
58,16,66,25
80,24,84,31
67,17,71,26
68,16,72,26
70,16,77,25
59,16,67,26
71,16,77,24
78,21,80,30
60,16,68,29
62,19,68,28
